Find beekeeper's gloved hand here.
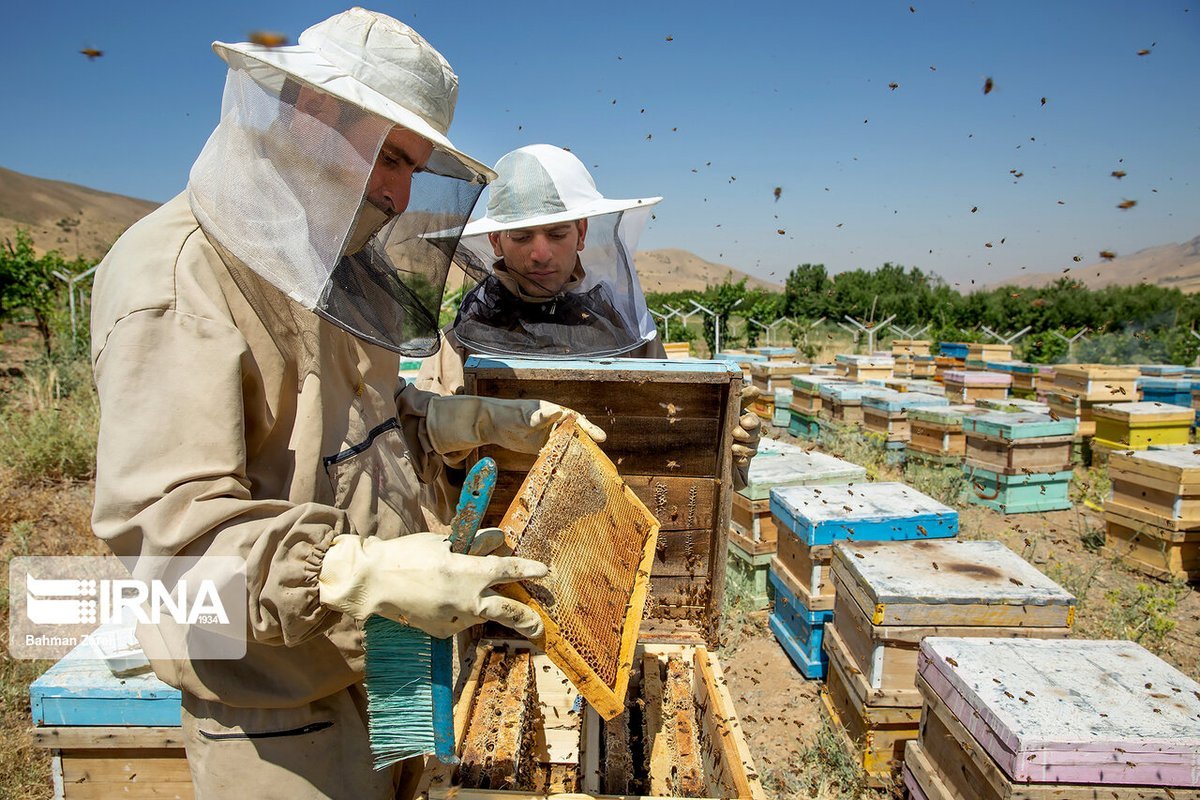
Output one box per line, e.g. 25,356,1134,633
733,384,762,490
318,533,547,639
427,396,606,465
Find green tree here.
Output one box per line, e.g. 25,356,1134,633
0,228,62,356
697,279,749,356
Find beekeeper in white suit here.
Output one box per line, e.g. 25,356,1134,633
417,144,761,484
90,9,601,798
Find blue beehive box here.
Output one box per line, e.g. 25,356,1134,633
962,465,1074,513
768,564,834,679
938,342,969,360
1138,377,1193,408
962,411,1077,440
1140,364,1186,377
31,636,181,727
769,482,958,546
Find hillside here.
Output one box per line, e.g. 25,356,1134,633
0,166,159,261
995,235,1200,293
634,248,779,293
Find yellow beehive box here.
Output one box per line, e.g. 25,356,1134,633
1092,401,1194,451
891,340,931,357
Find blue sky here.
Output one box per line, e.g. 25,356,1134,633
2,1,1197,288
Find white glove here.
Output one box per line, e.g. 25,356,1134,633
733,384,762,489
426,396,606,464
318,532,548,639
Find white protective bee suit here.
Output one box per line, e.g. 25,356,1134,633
89,10,601,799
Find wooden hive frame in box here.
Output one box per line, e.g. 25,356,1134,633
463,356,744,642
494,416,660,720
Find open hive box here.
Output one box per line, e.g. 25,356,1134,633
430,356,765,799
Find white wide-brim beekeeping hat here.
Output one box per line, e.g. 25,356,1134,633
212,6,493,184
461,144,661,236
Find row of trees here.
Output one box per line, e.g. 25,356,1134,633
646,262,1200,365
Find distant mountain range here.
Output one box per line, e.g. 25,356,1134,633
988,236,1200,293
3,166,1196,296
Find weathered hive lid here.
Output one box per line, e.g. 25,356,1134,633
975,397,1049,414
791,374,846,393
835,353,895,367
1093,401,1194,422
1111,445,1200,475
1140,364,1186,376
738,440,866,500
464,355,742,379
983,360,1017,373
864,392,950,413
832,539,1075,627
918,637,1200,787
769,482,957,545
749,360,809,378
819,382,891,402
963,411,1077,439
944,370,1012,386
1053,363,1141,380
908,405,980,425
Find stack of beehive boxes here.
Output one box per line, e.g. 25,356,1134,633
984,360,1044,399
727,439,866,609
1091,401,1195,463
933,342,968,382
891,339,931,379
911,354,937,380
1046,364,1140,439
1138,375,1194,407
822,540,1075,786
906,405,985,466
885,377,946,395
943,369,1012,404
862,392,950,466
819,381,890,426
748,361,810,427
966,341,1013,367
788,375,846,439
1103,447,1200,581
835,353,895,382
962,411,1078,513
904,638,1200,800
767,483,957,679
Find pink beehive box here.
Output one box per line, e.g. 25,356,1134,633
909,637,1200,795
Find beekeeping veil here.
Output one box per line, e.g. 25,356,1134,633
188,7,492,356
451,144,661,358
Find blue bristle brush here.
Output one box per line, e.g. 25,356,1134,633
363,456,497,768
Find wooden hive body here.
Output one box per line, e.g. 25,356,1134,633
892,339,932,357
30,636,192,799
863,392,950,443
1092,401,1194,451
944,370,1012,403
819,382,889,424
907,405,983,460
1138,377,1193,407
1051,364,1141,403
963,412,1077,474
748,361,810,395
824,540,1075,786
464,357,742,641
968,342,1014,362
907,637,1200,800
1107,447,1200,529
789,374,846,417
962,464,1075,513
767,559,835,677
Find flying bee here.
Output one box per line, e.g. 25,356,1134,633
1117,199,1137,210
249,31,289,47
80,47,103,59
983,77,995,94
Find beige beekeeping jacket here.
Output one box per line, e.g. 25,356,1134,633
90,193,456,707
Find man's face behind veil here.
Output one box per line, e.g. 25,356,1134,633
488,219,588,298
